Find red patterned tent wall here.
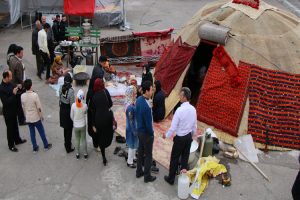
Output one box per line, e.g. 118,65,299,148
247,63,300,150
197,46,250,136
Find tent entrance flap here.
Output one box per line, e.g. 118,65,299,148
154,37,196,96
183,40,216,106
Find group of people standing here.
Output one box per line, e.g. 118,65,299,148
58,56,115,164
125,83,197,184
32,14,67,81
0,69,52,153
1,46,198,186
3,42,53,153
123,61,197,184
0,55,114,165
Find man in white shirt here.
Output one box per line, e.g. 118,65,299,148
41,16,55,66
163,87,197,185
38,23,51,80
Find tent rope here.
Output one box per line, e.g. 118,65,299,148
228,33,282,70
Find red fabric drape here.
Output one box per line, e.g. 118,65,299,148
154,37,196,96
232,0,260,9
64,0,95,17
213,46,242,88
132,28,174,37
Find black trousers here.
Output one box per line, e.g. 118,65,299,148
168,133,192,182
35,51,44,76
292,170,300,200
63,128,73,152
40,50,51,79
3,114,22,148
136,133,154,179
16,93,25,124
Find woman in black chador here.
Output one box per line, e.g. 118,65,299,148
90,78,114,166
59,73,75,153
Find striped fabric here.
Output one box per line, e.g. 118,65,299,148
248,64,300,150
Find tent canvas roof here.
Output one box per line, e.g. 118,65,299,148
155,0,300,150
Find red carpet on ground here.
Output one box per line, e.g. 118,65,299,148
197,46,250,136
248,64,300,150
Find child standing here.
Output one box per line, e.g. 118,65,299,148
70,89,88,160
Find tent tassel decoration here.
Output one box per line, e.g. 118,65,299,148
213,46,242,88
232,0,260,9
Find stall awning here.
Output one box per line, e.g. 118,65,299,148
64,0,95,18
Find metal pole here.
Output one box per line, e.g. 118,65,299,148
235,145,270,182
120,0,130,31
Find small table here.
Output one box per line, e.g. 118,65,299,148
59,42,73,68
75,42,100,64
65,27,101,67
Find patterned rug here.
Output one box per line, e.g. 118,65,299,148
247,64,300,150
113,106,202,169
100,35,141,58
197,46,250,137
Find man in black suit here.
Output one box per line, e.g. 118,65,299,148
0,70,26,152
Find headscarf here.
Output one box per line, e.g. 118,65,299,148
62,73,73,97
143,64,150,74
93,78,105,93
130,79,137,87
125,85,136,108
54,55,62,65
154,80,161,94
7,44,17,65
51,55,63,71
7,44,17,55
76,89,84,108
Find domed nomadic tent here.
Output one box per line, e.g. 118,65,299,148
154,0,300,150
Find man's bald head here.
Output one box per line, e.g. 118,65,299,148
2,70,12,82
41,16,46,25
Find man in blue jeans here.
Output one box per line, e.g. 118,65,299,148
21,79,52,153
136,80,156,183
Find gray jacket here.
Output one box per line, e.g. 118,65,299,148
59,86,75,105
8,56,24,85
